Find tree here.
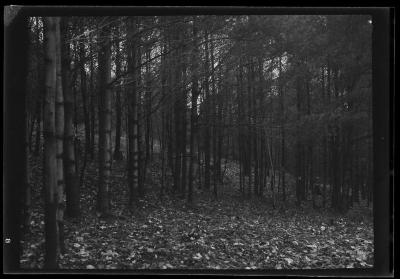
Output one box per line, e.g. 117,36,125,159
202,29,212,191
43,17,59,269
97,23,112,216
79,22,91,159
127,18,140,206
4,8,29,271
61,17,80,218
55,17,66,254
188,17,200,203
113,23,124,161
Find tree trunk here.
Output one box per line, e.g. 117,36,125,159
113,28,123,161
34,17,43,157
279,56,286,201
43,17,59,269
61,18,79,218
144,48,152,174
127,18,139,205
55,18,66,254
180,57,188,198
295,73,303,207
97,23,112,216
188,17,199,203
4,11,28,271
89,31,96,160
203,31,211,191
79,26,90,159
24,89,32,232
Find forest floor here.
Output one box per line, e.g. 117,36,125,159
21,155,374,270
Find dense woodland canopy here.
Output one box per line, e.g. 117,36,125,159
20,14,373,269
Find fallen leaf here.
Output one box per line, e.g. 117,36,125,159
285,258,293,265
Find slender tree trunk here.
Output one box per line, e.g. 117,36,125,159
321,66,327,208
237,63,245,196
113,29,123,161
267,132,275,209
144,48,152,174
203,31,211,191
137,35,145,198
127,18,139,205
187,18,199,203
24,95,32,232
246,61,253,199
171,22,183,195
89,31,96,160
97,24,112,216
180,55,188,199
210,35,218,199
295,71,303,207
159,31,168,198
43,17,59,269
79,27,90,160
61,18,79,218
34,104,42,156
55,18,66,254
34,17,43,157
280,79,286,203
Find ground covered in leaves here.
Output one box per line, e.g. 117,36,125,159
21,155,373,270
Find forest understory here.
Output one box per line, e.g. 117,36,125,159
21,153,373,270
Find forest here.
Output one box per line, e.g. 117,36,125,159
9,14,376,270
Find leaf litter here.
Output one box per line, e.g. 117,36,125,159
20,157,373,270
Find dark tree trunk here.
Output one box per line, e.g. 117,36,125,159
188,17,199,203
43,17,59,269
127,18,140,205
113,26,123,161
79,26,91,159
61,18,80,218
203,31,211,191
89,31,96,160
97,23,112,216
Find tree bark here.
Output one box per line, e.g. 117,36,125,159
127,18,140,205
79,25,91,159
89,31,96,160
61,18,80,218
113,27,123,161
203,31,211,191
188,17,199,203
55,17,66,254
43,17,59,269
97,23,112,216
